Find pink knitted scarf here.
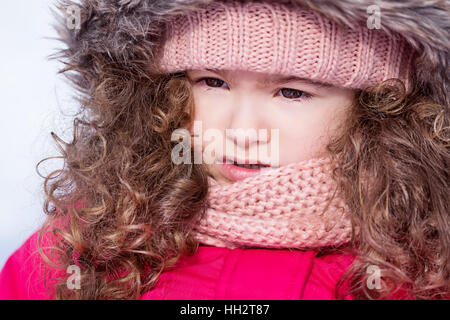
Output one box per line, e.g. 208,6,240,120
192,157,352,249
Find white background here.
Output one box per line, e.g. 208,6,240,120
0,1,75,268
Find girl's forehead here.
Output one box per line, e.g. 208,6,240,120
188,68,282,77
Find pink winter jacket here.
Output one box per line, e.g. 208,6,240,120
0,228,356,300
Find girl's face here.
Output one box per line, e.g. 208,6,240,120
185,69,355,184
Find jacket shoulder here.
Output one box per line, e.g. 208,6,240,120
302,251,355,299
0,228,65,300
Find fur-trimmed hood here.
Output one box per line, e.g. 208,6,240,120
52,0,449,107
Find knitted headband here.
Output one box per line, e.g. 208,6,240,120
156,0,415,92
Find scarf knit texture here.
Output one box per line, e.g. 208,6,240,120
191,157,352,249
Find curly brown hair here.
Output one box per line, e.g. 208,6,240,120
37,66,212,299
330,79,450,299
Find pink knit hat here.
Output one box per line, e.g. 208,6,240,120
156,0,415,92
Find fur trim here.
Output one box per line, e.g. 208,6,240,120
51,0,449,106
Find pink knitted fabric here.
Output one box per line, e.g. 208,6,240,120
192,157,352,249
156,0,415,91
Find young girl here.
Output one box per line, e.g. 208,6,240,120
0,0,448,300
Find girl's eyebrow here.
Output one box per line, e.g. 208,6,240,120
204,68,331,88
263,75,332,88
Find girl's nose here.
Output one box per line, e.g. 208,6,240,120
227,100,268,149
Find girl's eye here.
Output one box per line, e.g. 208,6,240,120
193,77,312,102
196,77,229,89
276,88,313,102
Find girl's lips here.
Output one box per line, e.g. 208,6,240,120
218,163,266,181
